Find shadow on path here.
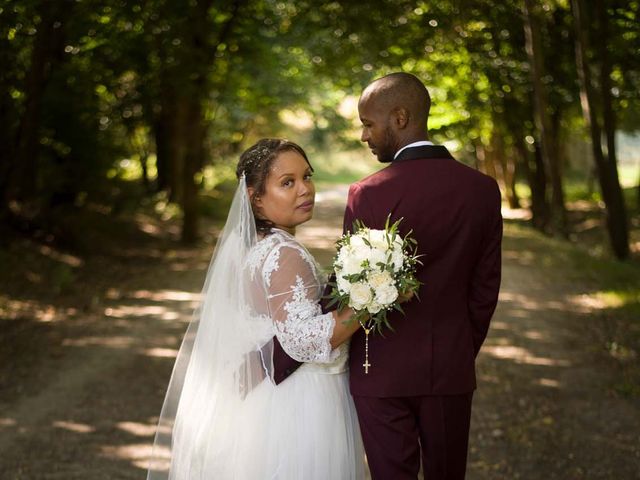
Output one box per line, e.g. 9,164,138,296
0,186,638,479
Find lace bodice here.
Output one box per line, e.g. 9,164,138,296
246,229,347,372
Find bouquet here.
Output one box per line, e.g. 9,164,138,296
327,216,422,335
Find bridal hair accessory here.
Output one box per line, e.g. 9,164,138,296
239,146,274,178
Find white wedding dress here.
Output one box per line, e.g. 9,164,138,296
228,229,366,479
147,177,365,480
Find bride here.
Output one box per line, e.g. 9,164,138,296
147,138,366,479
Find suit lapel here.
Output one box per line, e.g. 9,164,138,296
394,145,454,163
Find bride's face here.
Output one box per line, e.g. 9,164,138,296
252,150,315,234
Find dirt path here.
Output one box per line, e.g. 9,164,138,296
1,187,638,479
468,227,640,479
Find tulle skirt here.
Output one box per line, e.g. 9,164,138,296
193,368,366,480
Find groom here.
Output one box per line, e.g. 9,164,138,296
275,72,502,479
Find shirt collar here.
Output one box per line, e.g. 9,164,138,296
393,140,434,160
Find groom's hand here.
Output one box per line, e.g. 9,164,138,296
398,290,415,304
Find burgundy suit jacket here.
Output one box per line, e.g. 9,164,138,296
273,145,502,397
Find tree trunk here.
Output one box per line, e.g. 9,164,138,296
572,0,629,259
491,129,520,209
483,143,499,181
517,138,549,231
178,0,244,243
548,107,567,209
505,152,520,209
181,98,205,243
0,7,17,215
596,0,630,250
140,153,150,191
10,1,67,202
153,113,170,194
523,0,568,235
0,73,14,216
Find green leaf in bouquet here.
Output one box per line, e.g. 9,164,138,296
374,310,395,336
324,295,341,309
351,218,367,234
344,272,366,283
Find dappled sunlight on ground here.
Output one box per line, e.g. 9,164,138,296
130,289,201,302
483,345,571,367
499,291,567,311
501,207,532,221
469,226,640,478
104,288,201,303
101,420,172,471
536,378,560,388
568,293,612,311
0,297,62,322
100,443,155,470
53,420,96,434
37,244,84,268
1,188,638,478
105,304,182,320
143,347,179,358
117,421,158,437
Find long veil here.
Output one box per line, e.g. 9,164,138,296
147,175,275,479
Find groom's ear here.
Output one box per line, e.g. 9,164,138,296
392,107,409,130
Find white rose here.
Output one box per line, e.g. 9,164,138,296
368,271,394,290
390,248,405,272
349,282,373,310
375,284,399,306
339,246,363,276
336,244,352,264
367,245,388,269
349,233,367,249
367,302,383,314
337,275,352,295
352,246,372,269
368,229,388,250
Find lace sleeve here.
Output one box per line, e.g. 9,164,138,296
262,243,338,363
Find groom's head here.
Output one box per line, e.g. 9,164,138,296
358,72,431,163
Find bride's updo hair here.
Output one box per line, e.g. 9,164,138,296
236,138,313,233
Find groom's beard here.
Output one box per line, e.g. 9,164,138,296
374,127,397,163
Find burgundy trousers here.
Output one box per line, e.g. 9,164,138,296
352,393,474,480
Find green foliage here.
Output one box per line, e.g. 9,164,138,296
1,0,638,249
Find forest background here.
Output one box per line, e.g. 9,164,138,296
1,0,639,477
